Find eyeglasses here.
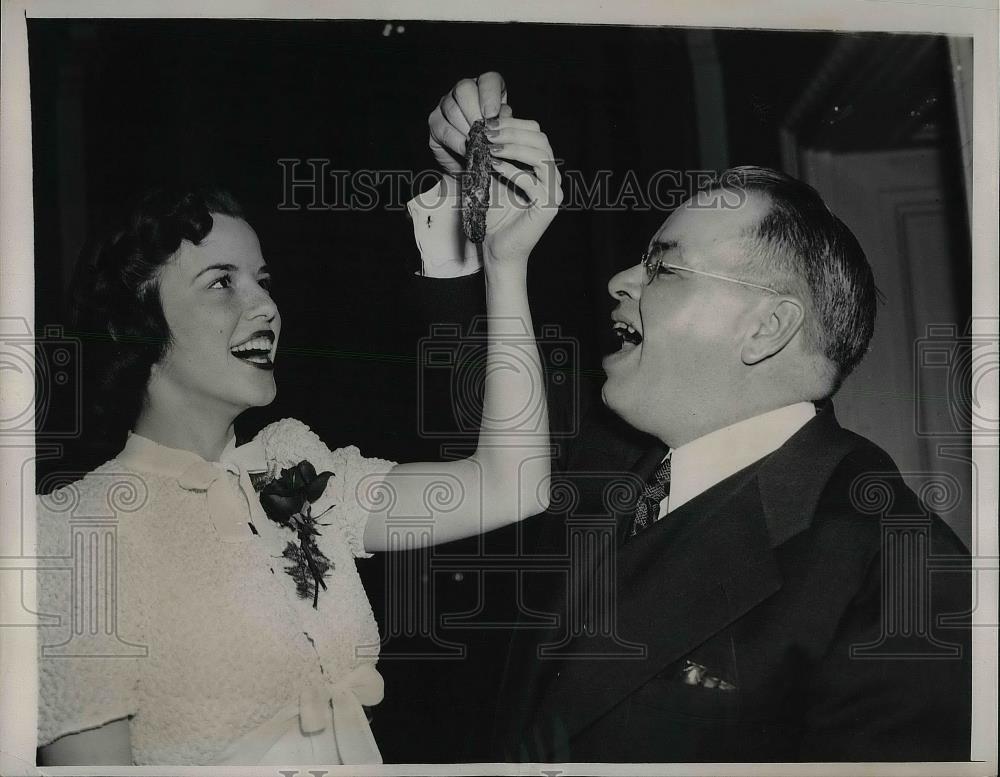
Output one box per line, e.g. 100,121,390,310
640,250,781,294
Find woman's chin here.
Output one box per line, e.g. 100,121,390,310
256,383,278,407
238,379,277,409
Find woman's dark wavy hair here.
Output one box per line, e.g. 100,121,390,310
72,187,244,444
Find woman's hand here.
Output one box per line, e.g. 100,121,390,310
363,74,555,551
428,71,508,176
480,117,563,267
428,72,562,266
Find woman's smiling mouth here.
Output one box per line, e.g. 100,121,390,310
230,331,276,370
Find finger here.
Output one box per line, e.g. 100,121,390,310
489,159,533,206
489,159,533,191
499,103,514,120
477,71,506,118
485,127,550,152
490,158,562,209
492,142,550,171
429,107,468,158
486,117,539,132
452,78,483,125
491,143,559,185
438,93,470,135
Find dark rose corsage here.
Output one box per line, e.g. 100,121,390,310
260,460,335,608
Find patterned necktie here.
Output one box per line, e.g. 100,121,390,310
630,453,671,537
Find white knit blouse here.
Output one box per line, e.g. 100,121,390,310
36,418,395,765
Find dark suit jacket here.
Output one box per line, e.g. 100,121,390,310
407,270,971,763
493,402,972,763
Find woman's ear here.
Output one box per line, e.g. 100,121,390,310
741,297,805,365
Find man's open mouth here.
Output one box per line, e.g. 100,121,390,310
230,331,276,370
612,321,643,349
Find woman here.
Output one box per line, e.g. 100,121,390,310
37,76,560,765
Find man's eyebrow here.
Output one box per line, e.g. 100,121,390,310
647,239,679,257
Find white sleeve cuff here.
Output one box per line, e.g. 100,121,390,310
407,178,483,278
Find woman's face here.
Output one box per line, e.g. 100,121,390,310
153,214,281,414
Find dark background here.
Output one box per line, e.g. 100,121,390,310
29,19,969,762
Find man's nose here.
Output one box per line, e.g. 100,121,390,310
608,262,645,300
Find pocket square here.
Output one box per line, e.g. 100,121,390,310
681,660,736,691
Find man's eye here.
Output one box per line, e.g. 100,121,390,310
656,265,677,277
208,274,232,289
258,277,273,292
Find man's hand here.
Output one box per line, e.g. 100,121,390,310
428,72,562,265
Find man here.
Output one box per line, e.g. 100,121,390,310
414,74,971,763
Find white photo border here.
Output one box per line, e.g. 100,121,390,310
2,1,996,775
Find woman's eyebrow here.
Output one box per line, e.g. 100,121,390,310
192,263,272,280
193,263,238,280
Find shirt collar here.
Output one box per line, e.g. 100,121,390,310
668,402,817,514
117,432,265,479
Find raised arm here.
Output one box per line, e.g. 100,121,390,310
363,73,561,550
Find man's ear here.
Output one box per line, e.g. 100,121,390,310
741,297,805,365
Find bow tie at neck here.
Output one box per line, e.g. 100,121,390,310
117,432,271,543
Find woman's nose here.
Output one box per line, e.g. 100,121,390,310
607,262,645,300
246,286,278,322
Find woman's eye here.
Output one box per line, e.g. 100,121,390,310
656,265,676,277
258,277,273,292
208,274,232,289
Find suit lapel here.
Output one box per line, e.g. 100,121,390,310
535,403,865,751
536,462,781,748
533,444,669,660
493,440,666,757
756,401,862,545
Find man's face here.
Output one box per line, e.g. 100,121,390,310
602,191,774,445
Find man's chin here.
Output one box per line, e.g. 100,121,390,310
600,380,624,416
600,381,657,438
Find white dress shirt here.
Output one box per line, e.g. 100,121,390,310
661,402,817,519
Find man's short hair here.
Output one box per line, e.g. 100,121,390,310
705,166,878,391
